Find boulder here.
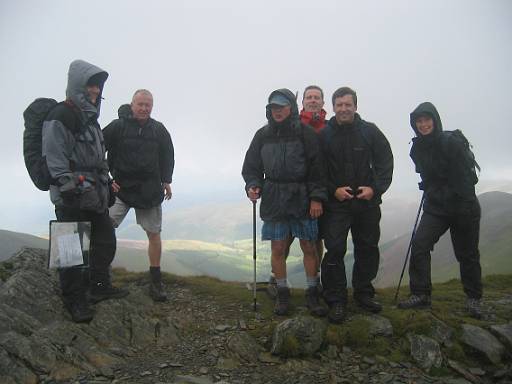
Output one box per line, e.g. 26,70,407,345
227,332,264,363
489,322,512,350
349,314,393,337
407,333,443,371
271,316,326,357
460,324,505,364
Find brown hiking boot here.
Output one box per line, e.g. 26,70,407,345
305,286,327,317
274,286,290,316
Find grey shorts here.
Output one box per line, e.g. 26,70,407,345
109,197,162,234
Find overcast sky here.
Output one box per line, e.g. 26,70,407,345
1,0,511,234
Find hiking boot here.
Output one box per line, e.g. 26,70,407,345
274,286,290,316
305,286,327,317
266,275,278,299
149,280,168,302
466,298,483,319
355,295,382,313
397,294,431,310
89,282,129,304
327,302,346,324
65,300,94,323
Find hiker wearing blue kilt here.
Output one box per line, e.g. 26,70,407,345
242,89,328,317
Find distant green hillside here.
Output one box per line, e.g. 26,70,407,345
0,230,47,261
376,191,512,288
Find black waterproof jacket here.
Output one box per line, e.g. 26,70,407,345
320,114,393,210
410,102,478,216
103,107,174,209
242,89,327,221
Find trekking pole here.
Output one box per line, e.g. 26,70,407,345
394,193,425,303
252,199,257,312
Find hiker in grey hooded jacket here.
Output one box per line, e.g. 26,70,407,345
42,59,128,323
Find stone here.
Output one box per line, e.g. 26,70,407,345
490,322,512,350
271,316,327,357
407,334,442,371
258,352,281,364
430,318,454,347
174,375,215,384
349,315,393,337
460,324,505,364
216,357,239,370
447,359,480,384
226,332,264,363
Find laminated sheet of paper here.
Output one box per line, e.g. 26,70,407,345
48,221,91,269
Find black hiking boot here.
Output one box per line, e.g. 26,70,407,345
397,294,431,310
355,295,382,313
267,275,278,299
327,302,346,324
149,267,167,302
466,298,483,319
65,300,94,323
89,282,129,304
274,286,290,316
149,280,168,302
305,286,327,317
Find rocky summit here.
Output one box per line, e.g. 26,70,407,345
1,248,512,384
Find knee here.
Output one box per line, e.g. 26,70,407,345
147,232,161,244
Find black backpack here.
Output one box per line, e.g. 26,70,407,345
23,98,58,191
443,129,480,185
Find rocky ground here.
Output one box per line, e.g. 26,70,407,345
1,248,511,384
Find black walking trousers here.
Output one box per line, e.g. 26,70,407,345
321,205,381,304
55,206,116,304
409,208,482,299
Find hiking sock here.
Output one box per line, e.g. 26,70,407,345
306,276,318,289
150,266,161,282
276,278,288,288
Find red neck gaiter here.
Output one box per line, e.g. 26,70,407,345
300,109,327,133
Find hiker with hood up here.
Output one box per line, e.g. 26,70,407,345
42,60,128,323
398,102,483,318
242,89,328,316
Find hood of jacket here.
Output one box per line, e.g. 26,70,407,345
265,88,299,126
66,59,108,119
410,101,443,137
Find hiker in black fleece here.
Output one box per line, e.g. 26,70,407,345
398,101,483,319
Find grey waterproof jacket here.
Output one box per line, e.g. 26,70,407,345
42,60,110,213
242,89,327,221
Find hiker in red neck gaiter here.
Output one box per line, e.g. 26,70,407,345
300,85,327,133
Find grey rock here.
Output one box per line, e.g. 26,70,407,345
215,324,231,332
216,357,239,370
447,359,480,384
226,332,264,363
430,318,454,347
258,352,281,364
460,324,505,364
271,316,327,357
407,334,442,371
349,314,393,337
174,375,214,384
490,322,512,350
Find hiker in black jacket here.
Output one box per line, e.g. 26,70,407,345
242,88,328,316
398,102,483,318
42,59,128,323
103,89,174,302
320,87,393,323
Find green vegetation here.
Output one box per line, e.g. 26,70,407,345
113,269,512,369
